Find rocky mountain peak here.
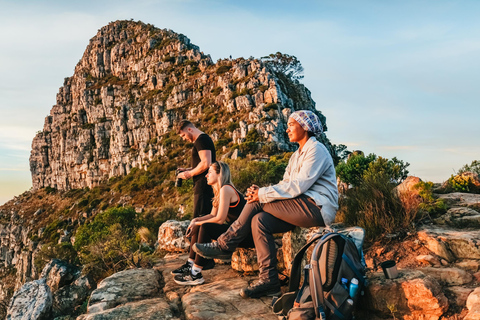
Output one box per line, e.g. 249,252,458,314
29,20,324,191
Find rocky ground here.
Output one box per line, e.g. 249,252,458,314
4,191,480,320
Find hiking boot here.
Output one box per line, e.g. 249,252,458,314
174,270,205,286
240,280,282,299
171,261,191,276
193,242,233,261
202,258,215,271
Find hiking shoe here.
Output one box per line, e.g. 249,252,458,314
202,258,215,271
174,271,205,286
240,280,282,299
171,261,191,276
193,242,233,261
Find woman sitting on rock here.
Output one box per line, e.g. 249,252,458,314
193,110,338,298
172,161,253,285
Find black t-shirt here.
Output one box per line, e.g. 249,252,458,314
192,133,216,183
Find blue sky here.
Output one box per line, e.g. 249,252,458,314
1,0,479,204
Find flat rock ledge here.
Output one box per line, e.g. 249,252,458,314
417,226,480,261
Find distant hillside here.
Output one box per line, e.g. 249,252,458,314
29,20,330,191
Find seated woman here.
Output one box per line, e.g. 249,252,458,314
193,110,339,298
172,161,254,285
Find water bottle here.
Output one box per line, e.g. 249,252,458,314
343,298,354,315
341,278,349,291
349,278,359,298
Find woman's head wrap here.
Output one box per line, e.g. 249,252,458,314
289,110,323,134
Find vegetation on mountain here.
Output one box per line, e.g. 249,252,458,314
261,52,305,81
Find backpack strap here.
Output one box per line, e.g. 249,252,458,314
288,232,325,292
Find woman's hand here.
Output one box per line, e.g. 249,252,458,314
185,219,197,237
246,184,260,204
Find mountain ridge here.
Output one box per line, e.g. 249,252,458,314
29,19,328,191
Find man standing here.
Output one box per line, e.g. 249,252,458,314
176,120,216,218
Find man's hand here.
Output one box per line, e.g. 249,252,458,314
177,171,192,180
246,184,260,204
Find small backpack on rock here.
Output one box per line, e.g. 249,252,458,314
273,227,367,320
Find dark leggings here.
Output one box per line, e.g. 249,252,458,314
188,223,254,267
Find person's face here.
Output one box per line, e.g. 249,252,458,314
286,118,307,143
179,128,194,142
206,165,220,185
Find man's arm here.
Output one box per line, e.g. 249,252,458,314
177,150,212,179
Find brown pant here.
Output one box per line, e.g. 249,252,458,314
217,195,324,282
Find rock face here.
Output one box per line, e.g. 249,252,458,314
29,20,324,191
6,278,52,320
40,259,80,292
360,270,449,320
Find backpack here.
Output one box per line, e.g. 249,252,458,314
273,227,367,320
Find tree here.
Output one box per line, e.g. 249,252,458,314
261,52,304,81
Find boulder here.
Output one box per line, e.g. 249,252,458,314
437,192,480,208
6,278,52,320
77,297,179,320
420,267,473,286
465,287,480,320
416,254,441,267
231,247,284,273
41,259,81,292
359,270,448,320
455,260,480,273
157,220,190,253
86,269,162,314
441,207,480,228
417,226,480,261
52,275,96,318
446,286,475,307
231,248,258,273
281,227,319,276
396,176,422,196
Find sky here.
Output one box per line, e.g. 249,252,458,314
1,0,479,205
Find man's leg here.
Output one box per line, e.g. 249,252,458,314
193,178,213,218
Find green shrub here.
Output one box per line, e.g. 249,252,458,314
336,153,409,187
445,174,479,193
226,154,290,193
337,172,415,243
414,181,447,215
74,207,155,280
211,86,222,96
34,243,79,275
162,56,176,63
216,65,232,75
458,160,480,176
